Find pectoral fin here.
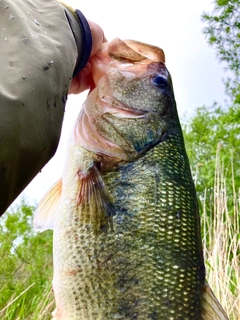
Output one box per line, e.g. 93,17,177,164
77,164,114,233
33,179,62,232
202,281,229,319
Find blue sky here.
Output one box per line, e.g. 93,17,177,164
10,0,228,209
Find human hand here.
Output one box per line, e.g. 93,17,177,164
69,20,107,94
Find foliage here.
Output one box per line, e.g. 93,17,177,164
202,0,240,104
184,0,240,200
182,103,240,199
0,201,54,319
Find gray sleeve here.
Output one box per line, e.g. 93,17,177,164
0,0,79,214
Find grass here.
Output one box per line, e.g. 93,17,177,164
201,146,240,319
0,280,54,320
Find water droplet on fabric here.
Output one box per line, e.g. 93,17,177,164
22,76,26,80
34,19,40,26
43,61,54,70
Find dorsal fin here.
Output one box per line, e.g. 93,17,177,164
33,179,62,232
202,281,229,319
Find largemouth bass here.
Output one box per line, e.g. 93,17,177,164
34,38,229,320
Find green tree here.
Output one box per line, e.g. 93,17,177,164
0,201,54,319
182,104,240,195
202,0,240,104
182,0,240,200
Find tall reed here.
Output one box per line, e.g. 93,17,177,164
201,144,240,319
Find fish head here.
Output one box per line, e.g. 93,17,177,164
74,38,179,162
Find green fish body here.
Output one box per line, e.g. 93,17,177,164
34,39,229,320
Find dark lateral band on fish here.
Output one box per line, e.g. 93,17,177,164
34,38,229,320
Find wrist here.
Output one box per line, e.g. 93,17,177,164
58,1,92,78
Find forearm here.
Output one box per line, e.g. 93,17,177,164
0,0,91,214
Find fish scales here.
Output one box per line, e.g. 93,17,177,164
34,38,229,320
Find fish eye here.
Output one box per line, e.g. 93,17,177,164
152,75,168,89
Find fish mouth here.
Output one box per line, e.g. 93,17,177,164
108,38,165,64
73,39,169,161
89,38,166,94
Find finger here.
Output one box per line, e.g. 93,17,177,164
88,20,107,57
68,63,93,94
69,21,107,95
